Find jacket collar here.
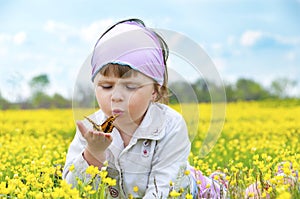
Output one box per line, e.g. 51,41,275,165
130,102,166,140
105,103,166,161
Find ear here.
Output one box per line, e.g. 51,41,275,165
151,85,160,102
151,90,157,101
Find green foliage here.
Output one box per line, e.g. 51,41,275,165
235,78,270,101
270,78,297,99
29,74,50,94
0,73,299,109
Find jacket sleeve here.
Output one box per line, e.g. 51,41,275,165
63,124,89,186
143,114,191,199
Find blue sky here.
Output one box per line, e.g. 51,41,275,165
1,0,300,101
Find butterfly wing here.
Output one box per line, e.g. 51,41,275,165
101,115,118,133
84,115,118,133
84,116,102,131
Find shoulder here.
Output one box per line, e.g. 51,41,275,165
152,103,191,149
151,103,187,135
153,103,185,123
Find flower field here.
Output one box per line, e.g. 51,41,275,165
0,101,299,198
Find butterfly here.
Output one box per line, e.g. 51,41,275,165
84,114,118,133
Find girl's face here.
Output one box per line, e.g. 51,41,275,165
94,70,157,130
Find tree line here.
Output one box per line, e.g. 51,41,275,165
0,74,298,109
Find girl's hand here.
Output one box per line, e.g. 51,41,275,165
76,121,112,166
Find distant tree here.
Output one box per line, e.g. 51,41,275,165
29,74,50,94
0,91,10,109
73,84,96,108
169,81,198,103
30,91,51,108
29,74,51,108
271,78,297,99
51,93,71,108
192,79,210,102
224,83,237,102
235,78,270,100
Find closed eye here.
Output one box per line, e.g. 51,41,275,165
126,84,141,90
98,83,113,89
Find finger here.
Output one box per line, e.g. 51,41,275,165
104,133,112,142
76,121,88,137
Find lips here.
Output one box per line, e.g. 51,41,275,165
112,109,124,116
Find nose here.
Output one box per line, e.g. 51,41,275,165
111,86,124,102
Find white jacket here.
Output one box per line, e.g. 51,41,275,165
63,103,191,198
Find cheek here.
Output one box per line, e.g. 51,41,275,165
127,92,152,113
95,89,111,111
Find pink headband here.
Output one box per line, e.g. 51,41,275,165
91,21,165,85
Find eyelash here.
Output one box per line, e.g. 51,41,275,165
99,84,140,90
100,85,113,89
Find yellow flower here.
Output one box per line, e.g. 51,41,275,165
69,164,75,172
266,186,273,193
266,156,272,162
277,191,291,199
236,162,243,169
213,175,219,180
99,170,108,179
248,192,254,197
133,186,139,193
1,102,300,198
84,185,92,192
102,177,116,186
184,170,190,175
103,160,109,167
253,154,259,160
185,193,193,199
169,190,181,197
86,165,99,177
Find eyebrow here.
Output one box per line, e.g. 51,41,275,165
97,80,115,84
97,79,142,85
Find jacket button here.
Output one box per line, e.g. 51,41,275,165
142,149,149,157
143,140,150,146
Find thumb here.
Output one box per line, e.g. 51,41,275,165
76,121,88,137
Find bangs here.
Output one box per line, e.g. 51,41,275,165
99,64,138,78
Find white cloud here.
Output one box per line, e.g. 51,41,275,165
240,30,263,47
285,51,296,61
0,33,11,43
240,30,300,49
0,48,7,57
212,57,227,72
211,43,222,51
44,20,76,42
0,31,27,46
13,32,27,45
15,52,46,63
227,35,236,46
43,19,116,45
44,20,72,33
273,34,300,46
80,19,114,44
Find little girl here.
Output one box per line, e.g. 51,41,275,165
63,18,226,198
